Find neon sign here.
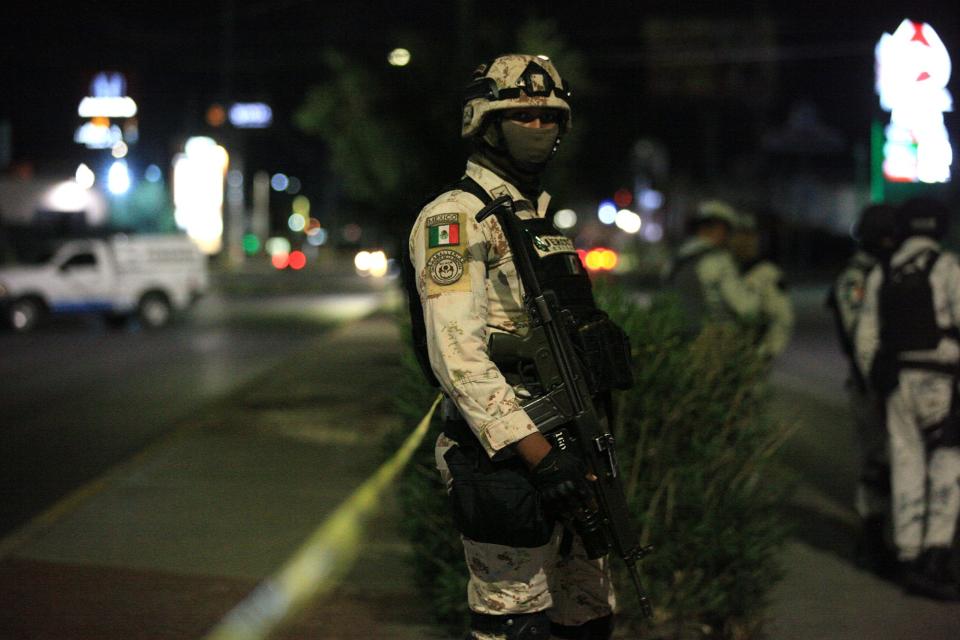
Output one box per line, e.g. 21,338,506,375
876,19,953,183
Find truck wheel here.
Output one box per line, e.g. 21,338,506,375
138,292,173,329
10,297,43,333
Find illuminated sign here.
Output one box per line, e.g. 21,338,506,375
92,72,126,98
173,137,229,254
228,103,273,128
876,19,953,183
77,71,138,119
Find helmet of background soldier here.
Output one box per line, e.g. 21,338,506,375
461,54,572,138
854,203,898,258
895,197,951,241
694,199,739,230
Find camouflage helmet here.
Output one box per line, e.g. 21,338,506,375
461,54,572,138
695,199,739,228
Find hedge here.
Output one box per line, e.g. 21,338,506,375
388,286,793,639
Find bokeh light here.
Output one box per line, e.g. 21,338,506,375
265,236,291,256
615,209,642,234
271,173,289,192
288,213,307,233
288,250,307,270
307,228,328,246
107,160,131,195
75,163,95,189
598,200,617,225
292,195,311,216
144,164,162,183
554,208,577,229
243,233,261,254
388,48,411,66
613,188,633,209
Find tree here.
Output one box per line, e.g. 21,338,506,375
294,19,592,247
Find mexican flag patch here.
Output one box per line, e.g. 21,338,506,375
429,223,460,248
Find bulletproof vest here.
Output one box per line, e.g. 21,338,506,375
878,249,944,353
496,205,633,395
519,216,597,321
666,245,723,334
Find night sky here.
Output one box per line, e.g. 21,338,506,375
2,1,958,195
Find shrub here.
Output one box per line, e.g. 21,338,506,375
390,288,793,638
387,319,470,633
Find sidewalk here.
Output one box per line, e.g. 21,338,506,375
0,312,444,639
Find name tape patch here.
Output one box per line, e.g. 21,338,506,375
532,234,576,258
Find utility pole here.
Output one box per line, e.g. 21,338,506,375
221,0,246,268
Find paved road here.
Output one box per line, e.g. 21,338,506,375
0,267,389,536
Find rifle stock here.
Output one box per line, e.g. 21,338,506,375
476,196,653,619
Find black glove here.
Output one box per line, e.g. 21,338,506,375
529,448,595,519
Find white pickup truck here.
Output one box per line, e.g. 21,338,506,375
0,234,208,332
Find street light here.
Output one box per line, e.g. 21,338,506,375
388,48,411,67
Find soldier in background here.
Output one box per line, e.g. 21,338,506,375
855,197,960,600
731,212,794,361
666,200,762,336
826,204,898,572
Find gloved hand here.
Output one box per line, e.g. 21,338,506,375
529,448,595,519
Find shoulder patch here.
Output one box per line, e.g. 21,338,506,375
426,212,462,248
424,210,471,294
427,250,465,285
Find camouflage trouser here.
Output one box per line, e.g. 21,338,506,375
436,434,616,639
886,369,960,560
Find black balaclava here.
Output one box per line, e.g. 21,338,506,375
470,114,560,201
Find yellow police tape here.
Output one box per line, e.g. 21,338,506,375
204,394,441,640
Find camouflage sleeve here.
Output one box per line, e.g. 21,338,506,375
409,193,538,458
745,262,794,358
854,265,883,376
834,267,866,339
939,252,960,330
702,251,762,320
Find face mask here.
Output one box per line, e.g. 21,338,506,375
500,120,559,169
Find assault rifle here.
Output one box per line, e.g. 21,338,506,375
475,195,654,619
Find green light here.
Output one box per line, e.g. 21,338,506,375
243,234,261,255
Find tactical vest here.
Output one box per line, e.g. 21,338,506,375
878,249,946,353
666,245,723,335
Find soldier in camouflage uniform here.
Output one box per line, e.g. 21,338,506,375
826,203,898,570
666,200,762,335
856,198,960,600
407,55,616,639
730,212,794,360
